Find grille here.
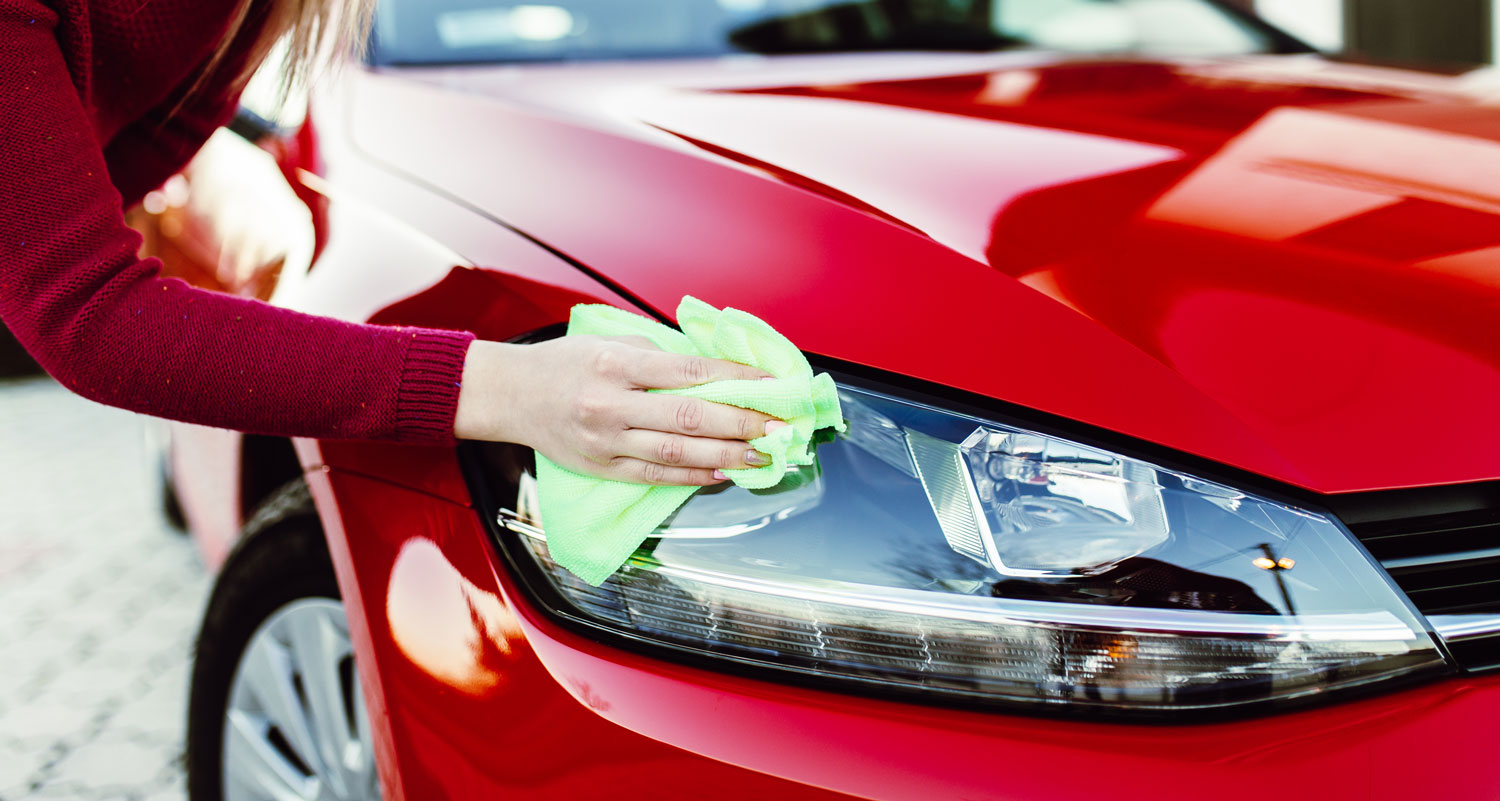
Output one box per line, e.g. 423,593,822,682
1338,494,1500,672
1349,509,1500,616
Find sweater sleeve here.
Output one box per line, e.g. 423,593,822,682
103,75,234,211
0,1,476,443
101,1,263,209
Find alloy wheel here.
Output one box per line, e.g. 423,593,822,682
222,598,380,801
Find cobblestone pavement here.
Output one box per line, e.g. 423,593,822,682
0,377,207,801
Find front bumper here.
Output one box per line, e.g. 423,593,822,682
317,469,1500,801
508,564,1500,801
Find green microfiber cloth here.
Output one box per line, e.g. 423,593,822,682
536,296,846,585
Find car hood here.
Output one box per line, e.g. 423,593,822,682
351,53,1500,494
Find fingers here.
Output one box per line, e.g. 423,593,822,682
600,335,658,350
626,392,779,442
532,335,783,487
614,430,767,471
605,458,724,487
626,348,773,389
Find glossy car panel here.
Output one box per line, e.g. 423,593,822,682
168,422,244,567
350,54,1500,493
301,458,1500,801
276,148,639,504
307,466,874,800
151,35,1500,801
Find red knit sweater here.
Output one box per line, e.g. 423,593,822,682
0,0,474,442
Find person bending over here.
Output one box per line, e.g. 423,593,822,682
0,0,777,485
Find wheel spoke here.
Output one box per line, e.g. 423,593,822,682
238,633,329,780
224,598,381,801
224,709,317,801
287,609,353,797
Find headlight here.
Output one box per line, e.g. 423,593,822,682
481,376,1446,716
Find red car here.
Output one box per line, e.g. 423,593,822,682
147,2,1500,800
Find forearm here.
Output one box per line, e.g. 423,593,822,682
6,249,473,441
0,1,474,443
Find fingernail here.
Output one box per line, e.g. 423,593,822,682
745,449,769,466
764,420,789,435
712,469,728,480
761,376,777,381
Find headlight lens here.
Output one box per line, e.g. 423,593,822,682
489,381,1445,714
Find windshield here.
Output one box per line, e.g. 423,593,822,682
371,0,1299,66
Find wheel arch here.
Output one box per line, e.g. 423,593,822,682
239,434,306,529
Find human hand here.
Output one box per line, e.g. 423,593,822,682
455,336,784,485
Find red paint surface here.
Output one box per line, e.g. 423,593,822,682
347,53,1500,493
313,475,1500,801
174,50,1500,801
170,423,243,568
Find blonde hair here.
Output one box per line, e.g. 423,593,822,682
207,0,378,103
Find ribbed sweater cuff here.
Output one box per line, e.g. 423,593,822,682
394,328,476,444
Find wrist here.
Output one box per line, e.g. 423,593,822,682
454,340,530,444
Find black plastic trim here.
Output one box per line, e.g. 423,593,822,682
1325,483,1500,529
367,0,1314,67
1335,486,1500,661
1208,0,1318,54
1447,632,1500,674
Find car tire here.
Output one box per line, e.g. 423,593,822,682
143,421,187,532
186,478,381,801
159,456,188,531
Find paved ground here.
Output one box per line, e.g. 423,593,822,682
0,376,207,801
